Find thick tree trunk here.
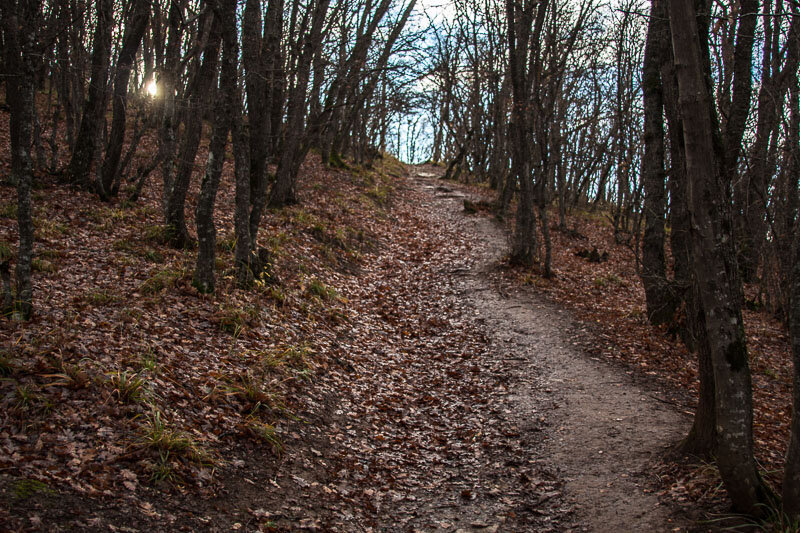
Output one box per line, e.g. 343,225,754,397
781,75,800,515
677,0,757,458
3,1,37,320
506,0,547,266
242,0,268,237
669,0,772,515
99,0,150,199
248,0,283,247
67,0,113,189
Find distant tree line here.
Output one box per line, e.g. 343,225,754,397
1,0,418,314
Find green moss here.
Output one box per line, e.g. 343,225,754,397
12,479,53,500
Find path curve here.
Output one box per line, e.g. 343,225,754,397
407,165,693,531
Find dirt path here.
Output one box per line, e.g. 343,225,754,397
8,162,701,532
260,163,697,531
395,165,695,531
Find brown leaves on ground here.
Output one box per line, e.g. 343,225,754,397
0,122,405,528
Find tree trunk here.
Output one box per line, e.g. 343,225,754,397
268,0,330,208
99,0,151,199
640,0,671,325
194,0,238,293
506,0,548,266
164,8,222,248
2,0,38,320
248,0,283,247
159,0,183,217
233,110,253,287
67,0,113,189
676,0,758,457
784,206,800,519
669,0,772,514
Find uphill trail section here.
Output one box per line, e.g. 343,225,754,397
274,162,702,531
2,160,702,532
402,163,704,532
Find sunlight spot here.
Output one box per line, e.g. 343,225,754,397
146,79,157,97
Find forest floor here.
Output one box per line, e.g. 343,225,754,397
1,148,781,531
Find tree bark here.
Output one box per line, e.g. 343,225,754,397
67,0,113,189
669,0,772,514
194,0,238,293
248,0,283,247
784,197,800,519
641,0,671,324
99,0,151,199
507,0,548,266
233,110,253,287
159,0,183,217
164,8,222,248
2,0,38,320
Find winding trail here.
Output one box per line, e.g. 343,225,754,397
227,164,699,531
384,165,695,531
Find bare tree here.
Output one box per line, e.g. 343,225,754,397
669,0,772,514
99,0,151,199
67,0,113,189
1,0,41,320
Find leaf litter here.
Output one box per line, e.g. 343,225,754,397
0,133,749,531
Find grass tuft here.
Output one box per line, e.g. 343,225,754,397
107,369,146,404
140,408,208,463
139,268,183,295
0,202,18,218
247,421,284,455
215,303,259,335
31,258,57,273
0,352,15,376
85,289,120,306
0,241,13,262
307,278,338,300
142,224,173,245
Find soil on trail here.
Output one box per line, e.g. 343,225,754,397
400,165,696,532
